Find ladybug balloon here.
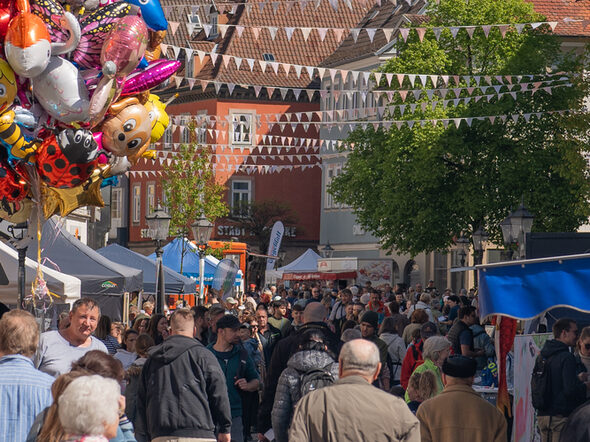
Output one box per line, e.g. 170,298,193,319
36,128,100,188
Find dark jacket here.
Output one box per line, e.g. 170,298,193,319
559,400,590,442
135,335,232,441
272,349,339,442
257,322,341,433
538,339,586,417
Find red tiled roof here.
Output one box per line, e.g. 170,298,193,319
161,0,369,88
526,0,590,37
321,0,425,67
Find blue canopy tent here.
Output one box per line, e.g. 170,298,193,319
148,238,241,286
97,244,196,294
478,253,590,320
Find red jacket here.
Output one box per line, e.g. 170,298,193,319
400,338,424,389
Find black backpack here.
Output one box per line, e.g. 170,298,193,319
296,363,335,401
531,354,552,410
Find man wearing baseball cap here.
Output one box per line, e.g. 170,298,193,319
417,355,507,442
208,314,260,442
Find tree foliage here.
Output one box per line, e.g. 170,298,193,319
161,134,229,272
229,199,298,253
330,0,590,256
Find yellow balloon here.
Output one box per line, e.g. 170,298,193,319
42,176,104,218
145,93,177,143
0,198,32,223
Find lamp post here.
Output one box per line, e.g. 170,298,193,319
320,242,334,259
146,204,171,314
472,226,489,286
191,215,214,305
8,222,29,309
501,201,534,259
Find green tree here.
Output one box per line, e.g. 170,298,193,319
330,0,590,256
162,135,228,272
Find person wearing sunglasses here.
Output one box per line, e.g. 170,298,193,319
575,326,590,384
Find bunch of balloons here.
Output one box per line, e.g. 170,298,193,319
0,0,180,219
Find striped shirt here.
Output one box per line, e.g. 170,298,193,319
0,355,53,442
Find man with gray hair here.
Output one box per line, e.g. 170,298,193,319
289,339,420,442
0,310,54,441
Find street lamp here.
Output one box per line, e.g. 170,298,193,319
501,201,534,259
472,226,489,286
146,204,171,314
191,215,213,304
321,242,334,259
7,222,28,309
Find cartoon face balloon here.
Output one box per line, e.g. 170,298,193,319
101,97,151,159
144,94,170,143
0,58,16,112
101,15,148,77
36,128,100,188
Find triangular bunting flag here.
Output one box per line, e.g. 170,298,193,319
399,28,410,42
301,27,312,41
285,27,295,41
268,27,278,40
416,28,426,42
465,26,476,38
251,27,261,40
317,28,328,41
169,21,179,36
366,28,377,42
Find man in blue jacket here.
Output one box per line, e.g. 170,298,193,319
209,314,260,442
136,308,232,442
537,318,589,442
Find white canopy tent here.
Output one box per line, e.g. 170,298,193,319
0,241,81,307
265,249,322,284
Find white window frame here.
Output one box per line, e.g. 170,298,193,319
231,112,254,145
146,183,156,216
324,163,345,210
111,187,122,221
197,110,208,145
187,12,202,27
163,125,173,150
181,114,191,144
209,10,218,38
231,179,252,217
132,184,141,223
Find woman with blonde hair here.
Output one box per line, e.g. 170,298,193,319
406,370,438,414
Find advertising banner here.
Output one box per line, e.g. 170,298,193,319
266,221,285,270
212,258,239,301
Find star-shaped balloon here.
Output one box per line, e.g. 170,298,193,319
42,175,104,217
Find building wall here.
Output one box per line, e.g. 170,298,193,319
126,95,321,255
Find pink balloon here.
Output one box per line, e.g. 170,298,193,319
121,59,181,96
101,15,148,77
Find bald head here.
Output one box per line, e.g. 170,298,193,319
339,339,381,382
303,302,328,323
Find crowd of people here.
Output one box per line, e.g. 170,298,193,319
0,280,588,441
